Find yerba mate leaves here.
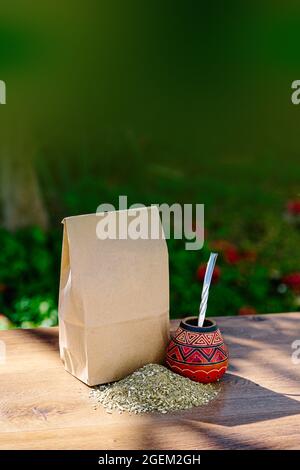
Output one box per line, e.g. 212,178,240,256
90,364,220,414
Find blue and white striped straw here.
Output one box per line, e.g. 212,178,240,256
198,252,218,327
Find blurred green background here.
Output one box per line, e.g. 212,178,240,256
1,0,300,328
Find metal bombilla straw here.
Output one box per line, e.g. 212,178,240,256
198,252,218,327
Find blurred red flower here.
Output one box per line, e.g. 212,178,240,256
197,263,221,283
238,306,257,316
241,250,257,263
282,272,300,293
211,240,256,265
224,245,241,264
286,200,300,216
212,240,240,264
211,240,232,252
0,284,7,293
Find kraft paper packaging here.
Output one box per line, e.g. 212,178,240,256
58,206,169,386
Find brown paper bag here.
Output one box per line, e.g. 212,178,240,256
58,206,169,386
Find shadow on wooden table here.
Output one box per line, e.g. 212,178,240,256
223,314,300,384
189,314,300,427
21,327,59,351
19,315,300,449
135,373,300,450
189,372,300,426
23,317,300,431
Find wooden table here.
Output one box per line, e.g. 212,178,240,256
0,313,300,450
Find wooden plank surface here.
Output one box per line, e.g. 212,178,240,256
0,313,300,450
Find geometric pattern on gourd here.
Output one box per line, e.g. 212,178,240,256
167,342,228,364
186,349,207,363
175,330,187,343
166,342,174,354
181,345,194,356
201,347,215,359
186,332,203,344
212,330,223,345
217,344,228,355
210,348,227,362
186,347,219,363
174,327,223,347
167,344,184,362
191,333,214,346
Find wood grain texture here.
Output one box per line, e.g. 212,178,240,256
0,313,300,450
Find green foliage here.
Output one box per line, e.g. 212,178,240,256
11,296,58,328
1,199,299,328
169,240,296,319
2,136,300,327
0,227,60,327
